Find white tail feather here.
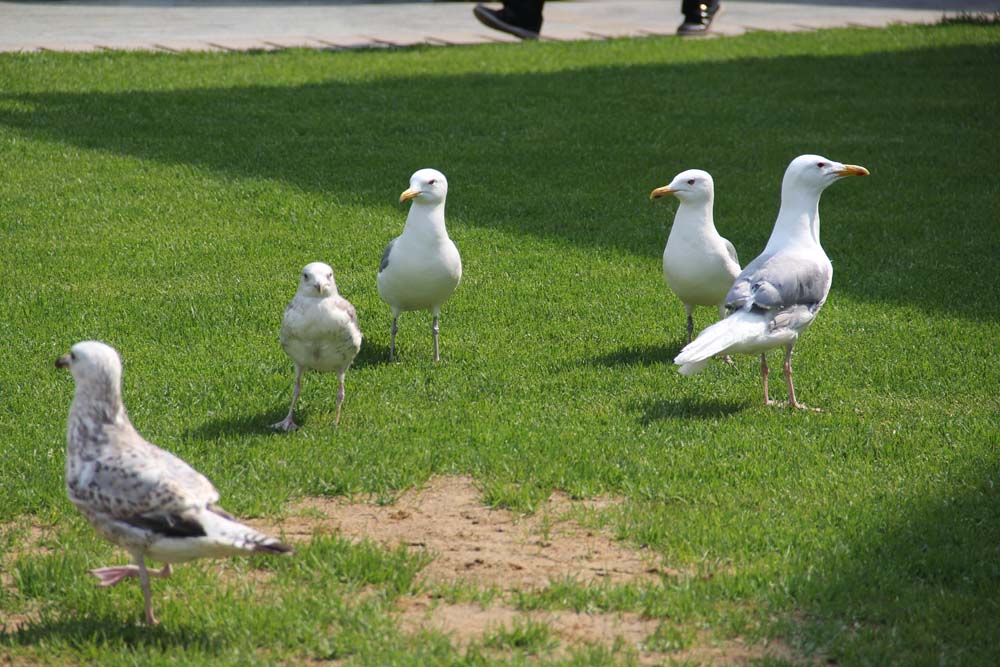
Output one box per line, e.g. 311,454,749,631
204,511,293,555
677,358,711,376
674,310,769,372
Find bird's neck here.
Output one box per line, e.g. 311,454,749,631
672,201,714,233
765,188,822,252
401,202,449,244
67,383,132,454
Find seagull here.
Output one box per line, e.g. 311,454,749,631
674,155,868,410
273,262,362,431
56,341,293,625
650,169,741,344
377,168,462,362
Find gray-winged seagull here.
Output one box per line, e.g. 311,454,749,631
273,261,362,431
377,168,462,362
650,169,741,343
56,341,293,625
674,155,868,410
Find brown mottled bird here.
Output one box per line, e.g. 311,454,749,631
57,341,292,625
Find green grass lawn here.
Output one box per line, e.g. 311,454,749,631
1,21,999,666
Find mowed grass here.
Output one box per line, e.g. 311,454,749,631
0,21,998,666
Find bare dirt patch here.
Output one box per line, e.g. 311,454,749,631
398,594,808,666
1,610,41,635
264,475,674,589
398,594,658,646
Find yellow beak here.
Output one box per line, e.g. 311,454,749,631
399,187,421,203
649,185,676,200
835,164,869,177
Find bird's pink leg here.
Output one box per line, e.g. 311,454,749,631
389,315,399,360
90,565,140,587
761,353,775,406
783,345,821,412
334,374,346,426
90,562,172,587
431,315,440,362
136,557,158,626
272,366,303,431
90,558,171,625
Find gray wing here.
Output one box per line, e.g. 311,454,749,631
74,428,221,536
378,239,396,274
726,250,831,312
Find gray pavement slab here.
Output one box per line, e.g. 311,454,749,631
0,0,997,53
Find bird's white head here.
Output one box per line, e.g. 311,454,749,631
399,168,448,206
297,261,337,298
55,341,123,395
783,154,869,195
650,169,714,205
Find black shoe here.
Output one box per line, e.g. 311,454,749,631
677,1,721,36
473,5,540,40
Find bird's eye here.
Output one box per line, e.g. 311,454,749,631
70,352,76,361
302,273,308,280
687,179,695,185
327,273,333,280
817,162,826,168
428,179,437,185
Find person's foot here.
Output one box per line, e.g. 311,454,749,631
677,1,721,36
473,5,540,40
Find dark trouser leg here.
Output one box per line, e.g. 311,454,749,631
502,0,544,31
682,0,718,17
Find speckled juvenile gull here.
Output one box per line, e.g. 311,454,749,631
650,169,741,343
273,261,362,431
56,341,293,625
674,155,869,410
377,168,462,362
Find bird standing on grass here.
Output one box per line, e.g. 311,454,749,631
377,168,462,362
650,169,741,344
674,155,868,410
56,341,293,625
273,262,362,431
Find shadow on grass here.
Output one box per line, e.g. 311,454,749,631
591,342,682,368
0,37,997,321
791,458,1000,664
353,341,393,369
2,615,223,653
187,409,287,439
634,396,745,421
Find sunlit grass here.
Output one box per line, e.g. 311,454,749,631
1,21,998,666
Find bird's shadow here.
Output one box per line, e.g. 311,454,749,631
634,397,745,423
352,341,394,369
2,615,221,652
185,411,284,440
591,342,683,368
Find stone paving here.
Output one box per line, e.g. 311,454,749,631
0,0,997,53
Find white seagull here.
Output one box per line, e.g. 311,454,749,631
273,261,362,431
56,341,293,625
650,169,741,343
674,155,868,410
377,168,462,362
